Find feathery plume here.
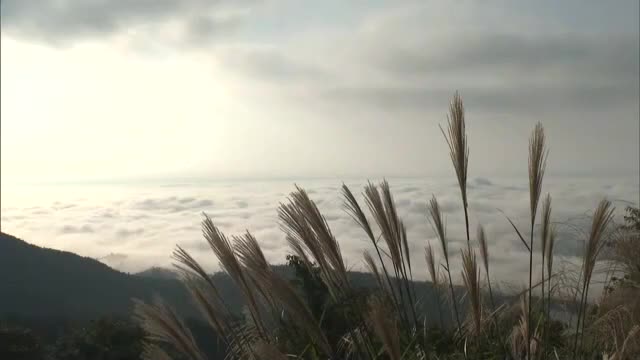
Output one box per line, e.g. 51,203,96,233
427,195,462,331
510,295,540,360
428,196,448,263
477,225,495,310
202,215,267,337
142,342,174,360
527,122,548,358
528,123,548,227
364,250,386,291
540,194,552,312
574,199,615,354
367,296,401,360
425,242,439,286
133,297,206,360
440,91,469,211
279,186,349,300
441,91,472,250
236,230,333,356
461,248,483,338
363,181,418,325
343,184,399,311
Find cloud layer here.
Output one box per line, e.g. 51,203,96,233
0,0,252,45
2,1,638,182
2,176,637,289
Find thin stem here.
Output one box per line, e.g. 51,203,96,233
527,225,534,360
579,279,592,354
541,252,545,358
573,277,588,357
572,243,587,357
464,207,471,250
444,263,462,333
371,237,404,327
486,275,496,311
545,273,552,359
397,236,419,327
541,254,545,316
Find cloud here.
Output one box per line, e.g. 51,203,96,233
208,6,638,121
1,1,637,181
472,177,493,187
0,0,255,45
115,227,145,238
2,176,637,287
217,45,329,82
132,197,214,213
0,2,638,283
59,224,95,234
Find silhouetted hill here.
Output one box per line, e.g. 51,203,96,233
135,266,180,280
0,232,198,320
0,232,456,328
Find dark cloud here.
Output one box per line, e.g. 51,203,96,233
216,28,637,119
219,46,328,81
0,0,254,44
132,196,214,213
59,224,95,234
374,34,638,83
99,252,128,262
319,82,637,116
115,228,145,238
471,177,493,187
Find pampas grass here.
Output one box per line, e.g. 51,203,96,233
360,181,418,325
425,243,445,327
461,248,483,339
440,92,471,248
510,295,540,360
428,195,462,332
130,92,638,360
279,186,350,301
343,184,401,315
527,122,548,358
142,343,174,360
540,194,552,306
573,199,615,355
367,296,401,360
133,297,206,360
477,225,495,310
202,215,267,338
235,228,333,356
363,250,386,292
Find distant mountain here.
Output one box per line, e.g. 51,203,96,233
135,266,180,280
0,232,453,326
0,232,199,320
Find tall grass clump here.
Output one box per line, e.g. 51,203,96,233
428,195,462,333
526,122,548,359
441,92,470,250
132,93,638,360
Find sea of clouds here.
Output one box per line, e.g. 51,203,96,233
1,176,638,290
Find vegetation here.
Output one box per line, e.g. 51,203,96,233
132,93,640,359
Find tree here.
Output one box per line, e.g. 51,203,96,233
0,326,47,360
51,317,144,360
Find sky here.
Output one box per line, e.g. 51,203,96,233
2,176,638,289
0,1,639,292
1,0,639,184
